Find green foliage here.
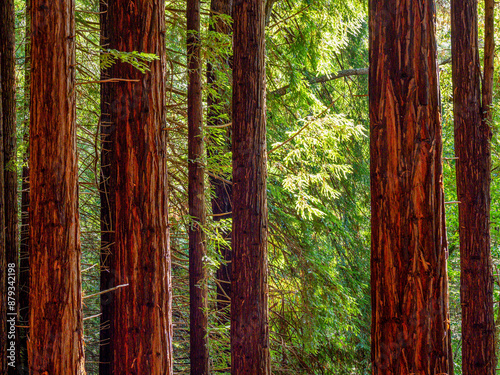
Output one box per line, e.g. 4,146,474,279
100,49,159,73
265,2,371,370
275,114,365,220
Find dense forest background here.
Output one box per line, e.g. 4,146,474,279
3,0,500,373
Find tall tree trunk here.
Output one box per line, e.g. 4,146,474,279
0,2,18,373
231,0,270,373
29,1,86,373
104,0,172,373
369,0,452,373
207,0,233,324
451,0,496,373
99,0,114,373
187,0,209,373
18,0,31,371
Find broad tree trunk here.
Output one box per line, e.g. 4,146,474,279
187,0,209,373
207,0,233,323
451,0,496,373
0,2,18,373
104,0,172,373
29,1,86,373
369,0,452,373
231,0,270,373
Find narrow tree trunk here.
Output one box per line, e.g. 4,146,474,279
0,3,18,373
231,0,270,373
29,1,86,373
18,0,31,370
99,1,114,373
369,0,452,373
451,0,496,373
105,0,172,373
187,0,209,373
207,0,233,323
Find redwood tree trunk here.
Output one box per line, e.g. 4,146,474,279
0,2,18,373
369,0,452,373
29,1,86,373
451,0,496,372
231,0,270,373
105,1,172,373
187,0,209,373
207,0,233,323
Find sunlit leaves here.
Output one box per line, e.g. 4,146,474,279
274,113,365,220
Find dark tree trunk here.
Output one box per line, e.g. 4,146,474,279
187,0,209,373
104,0,172,373
29,1,86,373
207,0,233,323
451,0,496,373
0,2,18,373
18,0,31,370
99,1,114,373
369,0,452,373
231,0,270,373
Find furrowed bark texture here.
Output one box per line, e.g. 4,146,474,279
0,3,18,372
231,0,270,374
29,1,86,373
105,1,172,373
369,0,452,373
99,1,114,373
451,0,496,373
207,0,233,323
187,0,209,373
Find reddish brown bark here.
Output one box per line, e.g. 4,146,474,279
187,0,209,373
369,0,452,373
29,1,85,374
104,1,172,373
207,0,233,323
231,0,270,374
451,0,496,373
